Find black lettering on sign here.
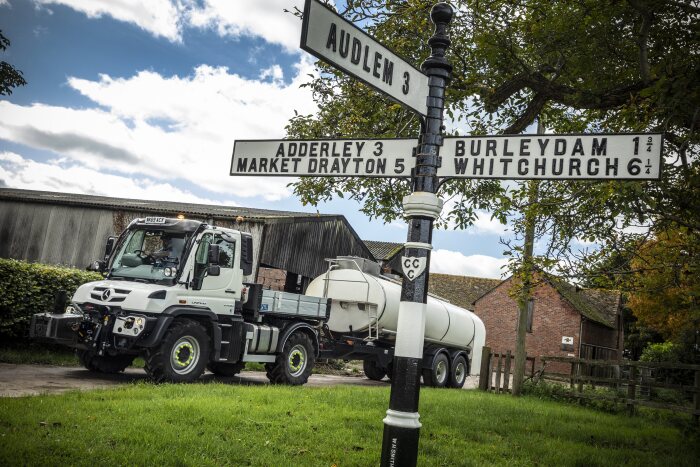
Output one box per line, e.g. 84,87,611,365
402,72,409,95
502,139,513,157
341,158,350,173
454,158,467,174
500,158,512,175
319,158,329,173
331,142,341,157
488,159,495,175
280,159,288,172
292,158,301,171
351,38,361,64
554,139,566,156
372,52,382,78
518,159,528,175
376,158,386,174
486,140,497,157
534,158,546,175
236,158,249,172
268,158,278,172
394,159,405,174
352,158,363,172
607,157,618,176
309,142,318,157
552,159,563,175
520,139,531,156
473,158,484,175
259,159,268,172
320,142,329,158
288,143,297,157
363,46,371,72
339,30,350,58
569,158,581,176
330,159,341,173
373,141,383,156
366,158,375,173
382,59,393,85
592,138,607,156
309,159,317,173
326,23,337,52
455,140,465,157
343,142,352,157
587,158,599,175
571,138,584,156
471,140,481,156
538,138,549,155
275,144,285,158
298,143,308,158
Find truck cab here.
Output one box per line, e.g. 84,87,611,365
31,217,328,384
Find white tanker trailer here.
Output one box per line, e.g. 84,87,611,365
307,257,485,388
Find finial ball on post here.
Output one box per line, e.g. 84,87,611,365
431,2,454,25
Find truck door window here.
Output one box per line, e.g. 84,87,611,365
213,235,235,268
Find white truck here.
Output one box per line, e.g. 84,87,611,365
31,217,485,387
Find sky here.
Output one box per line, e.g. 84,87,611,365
0,0,512,279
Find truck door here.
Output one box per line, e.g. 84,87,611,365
192,233,240,293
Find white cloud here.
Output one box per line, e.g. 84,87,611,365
35,0,183,42
0,58,317,201
0,151,234,205
430,249,508,279
35,0,306,50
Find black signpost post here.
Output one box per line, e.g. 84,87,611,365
379,4,452,466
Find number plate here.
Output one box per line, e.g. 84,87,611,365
144,217,166,224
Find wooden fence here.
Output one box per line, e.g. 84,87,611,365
539,356,700,424
477,346,535,393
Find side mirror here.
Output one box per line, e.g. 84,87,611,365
86,260,105,272
104,236,116,259
208,244,220,265
240,234,253,276
207,265,221,276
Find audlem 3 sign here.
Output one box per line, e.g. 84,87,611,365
231,133,663,180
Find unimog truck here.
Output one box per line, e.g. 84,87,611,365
31,217,485,387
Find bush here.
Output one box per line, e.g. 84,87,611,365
0,259,102,343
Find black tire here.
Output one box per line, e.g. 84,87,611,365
422,352,449,388
266,332,315,385
77,350,134,374
144,319,210,383
448,354,468,389
363,358,387,381
207,361,245,377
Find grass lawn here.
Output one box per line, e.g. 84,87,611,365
0,384,696,466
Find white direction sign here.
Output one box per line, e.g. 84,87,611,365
231,139,416,177
231,134,663,180
440,134,663,180
300,0,429,116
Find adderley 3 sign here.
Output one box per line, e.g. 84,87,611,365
300,0,429,116
231,133,662,180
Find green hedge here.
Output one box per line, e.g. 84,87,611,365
0,259,102,342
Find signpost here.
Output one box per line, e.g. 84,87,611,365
229,1,665,465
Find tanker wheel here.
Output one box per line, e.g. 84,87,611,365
448,355,468,389
207,361,245,377
144,319,209,383
266,332,315,385
77,350,135,374
363,358,387,381
422,353,449,388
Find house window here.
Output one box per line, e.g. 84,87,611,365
526,299,534,333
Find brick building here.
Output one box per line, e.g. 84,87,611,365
473,273,623,371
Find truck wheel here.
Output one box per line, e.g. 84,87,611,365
144,319,209,383
266,332,315,385
422,352,449,388
77,350,134,374
207,361,245,377
448,355,468,389
363,358,386,381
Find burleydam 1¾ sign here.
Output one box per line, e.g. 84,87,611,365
231,133,663,180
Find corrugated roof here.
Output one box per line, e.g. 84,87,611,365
364,240,403,260
0,188,329,222
428,273,502,311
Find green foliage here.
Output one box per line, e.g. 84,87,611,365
0,259,101,342
524,380,627,414
0,383,696,465
0,30,26,96
640,342,681,363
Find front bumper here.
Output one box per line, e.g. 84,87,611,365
30,312,84,347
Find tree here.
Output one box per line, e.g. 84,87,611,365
0,30,26,96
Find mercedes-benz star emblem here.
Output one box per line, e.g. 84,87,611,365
101,288,113,301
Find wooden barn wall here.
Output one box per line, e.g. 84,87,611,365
581,319,619,350
260,218,372,279
0,200,114,268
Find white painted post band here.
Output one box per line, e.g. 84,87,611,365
402,191,443,219
383,409,422,429
393,301,426,359
404,241,432,250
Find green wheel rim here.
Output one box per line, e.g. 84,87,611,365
171,336,200,375
288,344,307,377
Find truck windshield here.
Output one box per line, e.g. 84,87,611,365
109,229,188,282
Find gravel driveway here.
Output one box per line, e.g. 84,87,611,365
0,363,478,397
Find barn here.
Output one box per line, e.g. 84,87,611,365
0,188,373,291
